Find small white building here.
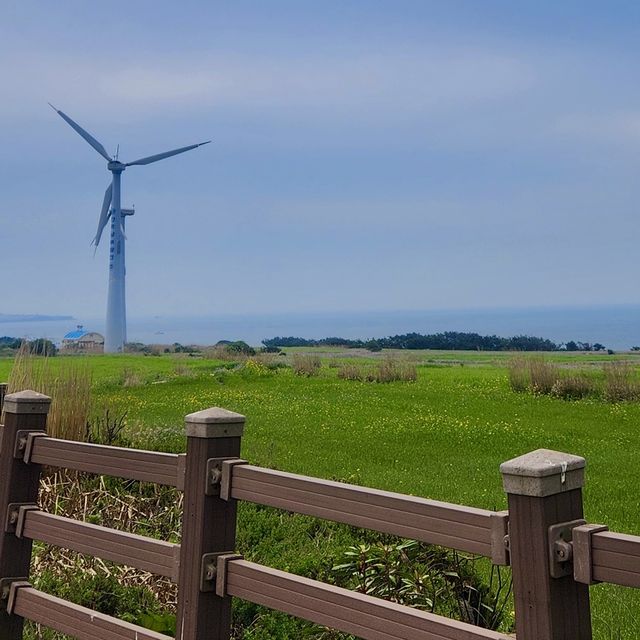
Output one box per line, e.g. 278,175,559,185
61,326,105,353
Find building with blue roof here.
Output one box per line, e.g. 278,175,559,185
61,326,105,353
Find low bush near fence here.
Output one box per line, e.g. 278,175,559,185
332,540,510,629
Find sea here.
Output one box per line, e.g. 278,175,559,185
1,305,639,351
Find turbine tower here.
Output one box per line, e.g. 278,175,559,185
50,105,210,353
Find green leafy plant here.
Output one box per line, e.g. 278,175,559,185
332,540,511,630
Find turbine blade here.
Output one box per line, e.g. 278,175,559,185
92,183,113,248
49,103,112,161
125,140,211,166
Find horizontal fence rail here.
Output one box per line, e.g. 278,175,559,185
20,509,180,581
590,530,640,588
28,436,184,488
11,586,172,640
5,390,640,640
230,465,509,563
224,559,511,640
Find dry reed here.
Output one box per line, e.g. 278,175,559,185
292,354,321,377
528,357,558,395
507,356,529,393
338,359,417,383
5,343,92,441
603,362,640,402
338,363,364,381
374,358,417,383
551,375,596,400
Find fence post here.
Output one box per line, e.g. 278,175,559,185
0,390,51,640
176,407,245,640
501,449,592,640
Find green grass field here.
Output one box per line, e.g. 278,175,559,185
1,350,639,638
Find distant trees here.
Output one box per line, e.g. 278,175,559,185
27,338,57,356
262,332,611,352
0,336,22,350
563,341,606,352
264,332,561,351
0,337,57,356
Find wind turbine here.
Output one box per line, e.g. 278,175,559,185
49,105,210,353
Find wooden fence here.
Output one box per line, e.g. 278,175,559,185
0,386,639,640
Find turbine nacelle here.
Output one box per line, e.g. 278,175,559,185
50,104,210,249
107,161,126,173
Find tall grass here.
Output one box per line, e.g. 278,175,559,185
338,358,418,383
528,357,558,395
292,354,321,377
603,362,640,402
551,375,595,400
375,358,418,382
507,356,529,392
5,343,92,441
507,355,640,402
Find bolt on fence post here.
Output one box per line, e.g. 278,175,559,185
0,390,50,640
176,407,245,640
501,449,592,640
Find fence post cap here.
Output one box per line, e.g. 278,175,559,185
500,448,585,497
2,390,52,414
185,407,245,438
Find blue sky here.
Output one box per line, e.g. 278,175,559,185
2,1,640,318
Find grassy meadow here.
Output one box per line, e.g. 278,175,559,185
1,349,639,638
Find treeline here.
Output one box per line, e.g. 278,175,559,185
0,336,57,356
262,332,608,352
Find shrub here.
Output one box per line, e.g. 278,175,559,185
603,362,640,402
203,342,257,362
332,540,510,629
292,354,321,377
225,341,256,356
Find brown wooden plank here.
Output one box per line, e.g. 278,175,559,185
29,437,181,486
225,559,510,640
231,465,494,556
591,530,640,588
21,510,179,580
13,586,171,640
